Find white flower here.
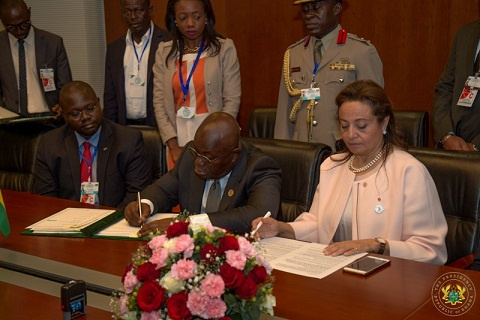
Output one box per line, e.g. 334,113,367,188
189,223,205,236
160,272,185,294
121,311,138,320
163,238,178,253
261,294,276,315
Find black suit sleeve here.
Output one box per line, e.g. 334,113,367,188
33,134,60,197
103,43,119,122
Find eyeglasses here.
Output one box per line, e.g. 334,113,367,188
188,146,232,164
67,105,98,120
4,19,31,32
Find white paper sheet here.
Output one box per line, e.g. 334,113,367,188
259,237,367,279
27,208,115,232
95,213,178,238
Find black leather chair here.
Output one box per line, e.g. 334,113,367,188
0,122,52,191
409,147,480,265
242,137,331,222
394,110,429,147
128,125,166,181
247,107,277,138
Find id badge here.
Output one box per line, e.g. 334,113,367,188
80,182,99,205
457,86,478,108
40,68,56,92
301,88,320,101
128,75,144,98
177,106,195,119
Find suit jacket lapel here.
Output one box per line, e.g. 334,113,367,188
189,169,205,213
64,127,81,198
34,27,46,76
466,21,480,75
116,36,127,113
319,42,340,71
218,147,247,211
0,32,16,89
96,121,113,204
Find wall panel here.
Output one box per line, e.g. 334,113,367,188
104,0,480,145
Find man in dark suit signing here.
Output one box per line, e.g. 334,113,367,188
33,81,151,208
0,0,72,116
103,0,170,126
124,112,282,234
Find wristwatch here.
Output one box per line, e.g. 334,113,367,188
375,237,387,255
441,133,455,145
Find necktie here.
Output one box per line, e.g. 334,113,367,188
80,142,92,183
18,39,28,116
314,39,323,66
205,180,221,212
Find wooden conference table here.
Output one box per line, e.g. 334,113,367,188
1,189,479,319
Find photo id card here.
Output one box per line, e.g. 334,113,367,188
80,182,99,205
40,68,56,92
176,106,195,119
301,88,320,101
128,75,144,98
458,85,478,108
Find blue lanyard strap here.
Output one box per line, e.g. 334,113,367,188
132,26,152,72
79,145,98,169
179,41,205,102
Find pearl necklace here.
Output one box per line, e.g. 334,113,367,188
348,145,388,173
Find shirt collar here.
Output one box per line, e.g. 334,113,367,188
312,24,341,51
75,125,102,148
125,21,153,46
8,25,35,48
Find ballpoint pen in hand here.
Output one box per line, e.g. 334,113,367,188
137,192,143,227
250,211,271,237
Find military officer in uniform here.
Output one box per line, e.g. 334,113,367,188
275,0,384,149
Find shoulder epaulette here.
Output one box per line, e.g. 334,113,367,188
286,36,309,50
347,33,373,46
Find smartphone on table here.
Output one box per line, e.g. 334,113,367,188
343,256,390,276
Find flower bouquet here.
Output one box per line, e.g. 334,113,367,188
112,219,275,320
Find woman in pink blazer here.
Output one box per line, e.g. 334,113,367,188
253,80,448,265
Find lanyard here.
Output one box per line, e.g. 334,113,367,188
311,61,319,86
132,26,152,72
79,145,98,182
179,41,205,102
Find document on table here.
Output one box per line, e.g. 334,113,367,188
26,208,115,233
259,237,367,279
95,213,178,238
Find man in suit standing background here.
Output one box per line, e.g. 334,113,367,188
433,19,480,151
274,0,383,149
0,0,72,116
33,81,151,208
103,0,170,126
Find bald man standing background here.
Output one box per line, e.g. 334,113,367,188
124,112,282,234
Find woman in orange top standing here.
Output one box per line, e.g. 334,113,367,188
153,0,241,168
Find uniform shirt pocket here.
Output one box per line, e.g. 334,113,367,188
325,70,356,86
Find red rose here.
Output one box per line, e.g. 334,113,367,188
137,280,166,312
121,263,133,284
167,292,192,320
166,221,189,239
219,235,239,253
219,263,245,289
247,265,267,284
200,243,220,265
235,277,257,299
136,262,161,282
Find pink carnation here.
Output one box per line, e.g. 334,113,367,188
206,297,227,319
173,234,195,258
123,270,139,293
149,248,169,269
171,259,197,280
119,294,129,314
140,310,162,320
187,290,208,317
201,274,225,298
238,237,256,258
255,254,273,274
225,250,247,270
148,234,167,251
